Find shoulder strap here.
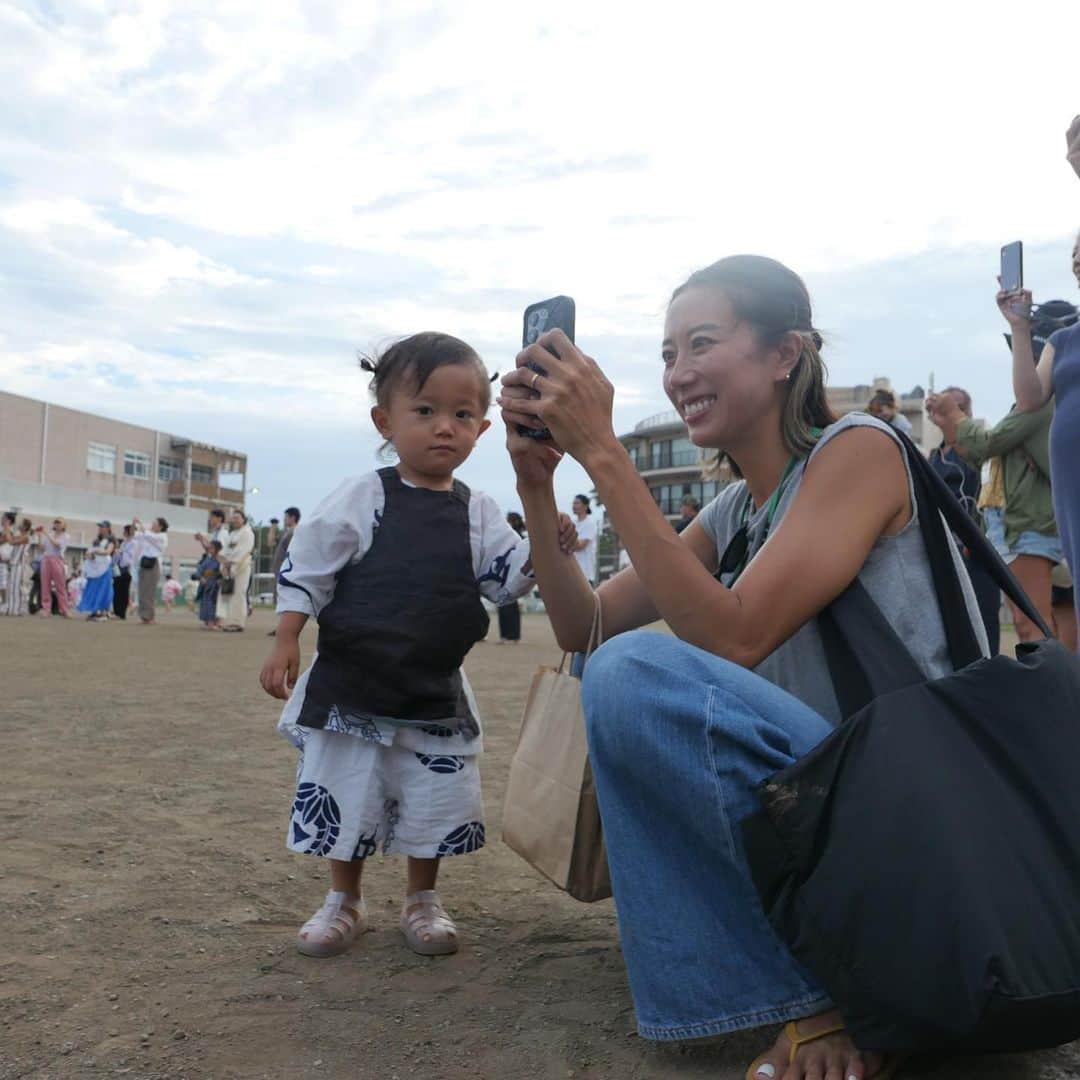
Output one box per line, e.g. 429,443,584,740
450,478,471,506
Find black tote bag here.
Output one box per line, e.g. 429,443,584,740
742,432,1080,1055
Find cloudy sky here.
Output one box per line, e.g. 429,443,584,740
2,0,1079,523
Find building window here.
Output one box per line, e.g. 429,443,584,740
158,457,183,482
87,441,117,474
191,464,215,486
123,450,151,480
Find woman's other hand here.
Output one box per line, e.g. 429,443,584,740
926,391,964,427
1067,114,1080,180
501,330,618,467
499,378,565,490
996,286,1033,328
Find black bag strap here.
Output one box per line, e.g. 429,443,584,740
819,428,1053,719
895,429,1053,641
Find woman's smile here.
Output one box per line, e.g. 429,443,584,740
681,394,717,425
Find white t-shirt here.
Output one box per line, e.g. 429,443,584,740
573,514,598,583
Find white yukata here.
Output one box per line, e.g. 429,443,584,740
276,470,535,862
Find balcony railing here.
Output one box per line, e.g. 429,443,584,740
633,409,684,433
637,449,702,471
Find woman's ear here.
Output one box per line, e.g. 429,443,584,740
775,330,803,383
371,405,392,441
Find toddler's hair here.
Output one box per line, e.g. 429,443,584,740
359,332,493,412
210,540,223,553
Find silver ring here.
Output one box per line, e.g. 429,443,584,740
530,371,541,390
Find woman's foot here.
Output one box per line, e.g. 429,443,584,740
747,1010,888,1080
296,891,369,958
400,890,459,956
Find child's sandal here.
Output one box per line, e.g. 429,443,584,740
401,890,459,956
296,890,369,958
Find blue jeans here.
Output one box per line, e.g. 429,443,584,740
581,630,834,1041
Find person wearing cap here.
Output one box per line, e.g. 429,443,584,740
78,521,116,621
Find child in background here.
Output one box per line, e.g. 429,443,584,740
162,575,183,612
260,332,577,960
196,542,223,629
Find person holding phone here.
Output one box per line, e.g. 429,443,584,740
499,255,987,1080
36,518,71,618
996,124,1080,646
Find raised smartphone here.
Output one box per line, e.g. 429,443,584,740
518,296,576,439
1000,241,1023,294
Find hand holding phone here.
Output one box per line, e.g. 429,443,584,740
518,295,576,440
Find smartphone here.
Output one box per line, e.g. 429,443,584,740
1000,241,1023,294
518,295,576,439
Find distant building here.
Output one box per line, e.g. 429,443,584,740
0,389,248,576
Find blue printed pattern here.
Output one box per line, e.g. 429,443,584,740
477,545,516,591
325,706,385,744
437,821,485,856
415,753,465,774
421,724,456,738
382,798,400,856
352,829,378,861
291,782,342,856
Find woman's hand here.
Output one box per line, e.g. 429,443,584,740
1067,114,1080,180
996,286,1033,328
499,331,620,468
926,391,964,427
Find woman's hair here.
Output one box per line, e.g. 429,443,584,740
506,511,526,535
359,332,492,411
20,518,31,533
671,255,836,460
53,517,67,531
232,510,248,524
156,517,169,532
868,389,897,412
1,511,14,527
574,494,592,514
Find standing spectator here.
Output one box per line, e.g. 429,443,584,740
0,517,12,609
998,124,1080,646
113,524,136,619
673,496,700,534
497,512,527,644
196,541,223,629
217,509,255,632
36,518,71,618
926,388,1001,654
78,522,116,621
162,575,183,612
570,495,598,585
1,514,34,616
268,507,301,637
133,517,168,625
866,388,914,435
928,390,1074,650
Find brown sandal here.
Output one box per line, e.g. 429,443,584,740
745,1019,901,1080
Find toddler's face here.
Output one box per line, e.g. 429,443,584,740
374,363,491,487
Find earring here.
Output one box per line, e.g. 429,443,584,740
784,372,791,381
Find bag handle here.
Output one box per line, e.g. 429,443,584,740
557,593,604,674
897,429,1053,642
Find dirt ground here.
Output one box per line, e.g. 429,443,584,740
2,609,1077,1080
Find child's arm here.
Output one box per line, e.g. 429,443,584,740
260,612,308,699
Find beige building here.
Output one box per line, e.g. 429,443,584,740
0,389,248,576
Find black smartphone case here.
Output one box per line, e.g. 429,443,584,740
519,296,576,439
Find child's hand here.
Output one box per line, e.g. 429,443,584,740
557,513,578,556
260,640,300,700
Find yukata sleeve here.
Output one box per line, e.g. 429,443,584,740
276,475,378,618
471,493,535,605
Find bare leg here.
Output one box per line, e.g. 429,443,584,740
406,856,439,895
1007,555,1054,642
1053,595,1078,653
749,1006,887,1079
329,858,364,897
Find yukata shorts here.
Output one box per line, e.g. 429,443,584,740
286,729,485,861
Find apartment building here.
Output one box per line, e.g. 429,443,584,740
0,389,248,574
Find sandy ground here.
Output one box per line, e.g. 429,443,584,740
2,609,1076,1080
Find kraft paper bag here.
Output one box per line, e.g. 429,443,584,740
501,603,611,903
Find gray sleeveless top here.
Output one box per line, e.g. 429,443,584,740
697,413,989,725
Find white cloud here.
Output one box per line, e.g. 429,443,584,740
1,0,1079,521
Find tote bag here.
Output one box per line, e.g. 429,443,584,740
502,600,612,903
742,432,1080,1054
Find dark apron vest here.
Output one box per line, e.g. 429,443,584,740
298,468,489,737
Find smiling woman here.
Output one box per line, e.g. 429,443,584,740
498,254,989,1080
